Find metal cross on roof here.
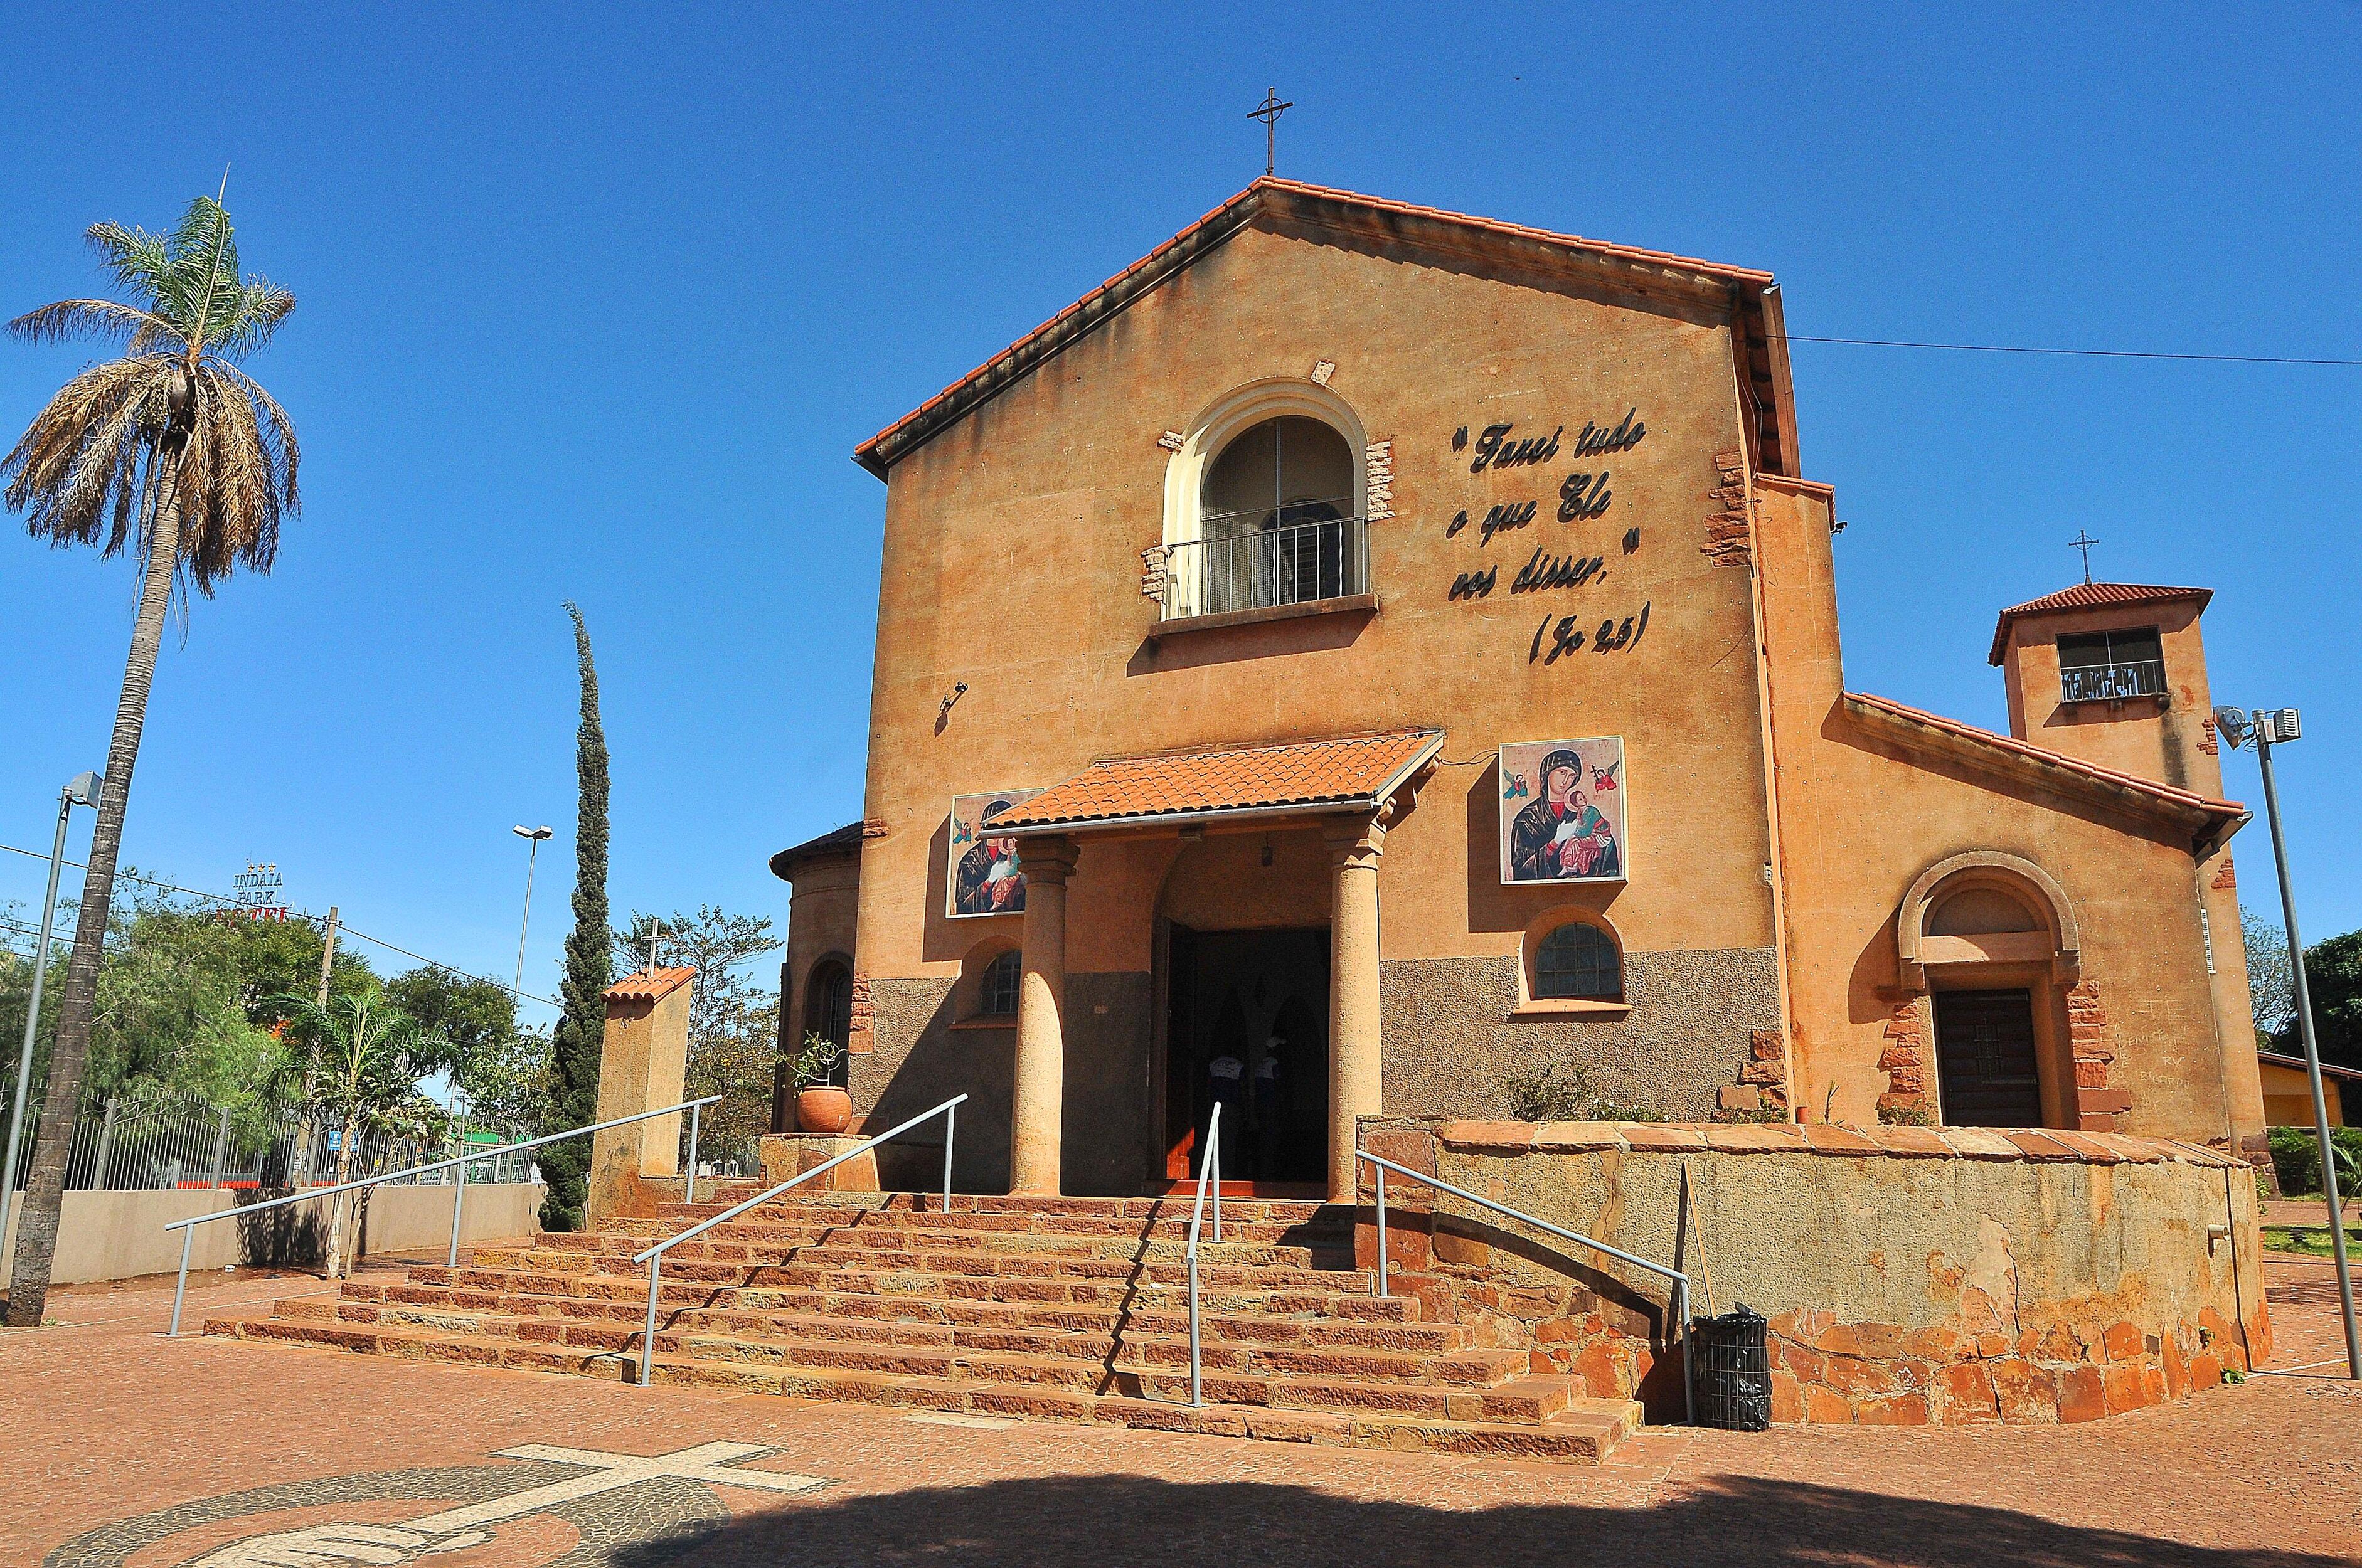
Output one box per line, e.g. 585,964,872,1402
1248,87,1294,177
2068,529,2100,584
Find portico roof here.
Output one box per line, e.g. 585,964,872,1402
993,728,1444,837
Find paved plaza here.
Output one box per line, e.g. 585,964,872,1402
4,1249,2355,1567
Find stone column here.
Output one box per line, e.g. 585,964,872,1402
587,967,695,1226
1324,815,1386,1200
1011,836,1079,1195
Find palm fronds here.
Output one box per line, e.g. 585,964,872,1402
4,194,299,587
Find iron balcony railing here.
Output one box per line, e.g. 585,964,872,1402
1162,514,1368,620
2060,659,2167,703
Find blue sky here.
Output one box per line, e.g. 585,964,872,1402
2,3,2358,1022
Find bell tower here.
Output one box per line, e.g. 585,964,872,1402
1989,581,2221,797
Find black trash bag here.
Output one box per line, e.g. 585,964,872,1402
1691,1301,1772,1431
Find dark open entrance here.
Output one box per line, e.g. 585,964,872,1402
1163,924,1329,1190
1932,988,2044,1126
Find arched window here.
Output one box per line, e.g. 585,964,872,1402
1194,415,1358,612
804,958,853,1086
981,950,1022,1017
1533,922,1622,1001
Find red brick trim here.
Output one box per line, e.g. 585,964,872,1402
2069,980,2123,1131
1701,451,1751,567
1878,999,1930,1121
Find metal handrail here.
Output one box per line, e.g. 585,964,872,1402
1357,1146,1696,1425
1183,1101,1223,1407
162,1093,723,1337
627,1093,966,1387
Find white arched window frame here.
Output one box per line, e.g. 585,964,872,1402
1161,379,1370,618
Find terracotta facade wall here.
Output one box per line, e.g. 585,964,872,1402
1750,479,2255,1145
848,218,1789,1183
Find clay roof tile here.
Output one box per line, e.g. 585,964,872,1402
1987,582,2211,665
992,729,1444,835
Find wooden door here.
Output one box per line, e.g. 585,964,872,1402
1932,988,2045,1127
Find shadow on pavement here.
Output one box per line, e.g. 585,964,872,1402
608,1471,2346,1568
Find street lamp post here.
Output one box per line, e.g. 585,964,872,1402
511,826,554,1001
2216,704,2359,1380
2,770,102,1258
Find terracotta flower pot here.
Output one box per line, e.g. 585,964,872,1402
795,1086,853,1136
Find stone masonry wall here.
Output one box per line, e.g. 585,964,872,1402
1356,1116,2269,1427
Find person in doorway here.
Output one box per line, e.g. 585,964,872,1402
1206,1049,1247,1176
1254,1039,1285,1179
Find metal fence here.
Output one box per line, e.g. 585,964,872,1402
1,1082,534,1195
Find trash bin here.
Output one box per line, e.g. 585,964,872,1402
1691,1302,1771,1431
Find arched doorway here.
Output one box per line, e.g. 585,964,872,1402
804,957,853,1088
1898,854,2082,1128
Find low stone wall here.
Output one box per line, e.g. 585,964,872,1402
1356,1118,2269,1426
0,1184,545,1285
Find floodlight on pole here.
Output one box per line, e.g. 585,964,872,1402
2216,702,2358,1380
511,825,555,1003
2,770,104,1252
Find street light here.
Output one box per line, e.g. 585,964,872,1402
511,825,555,1002
2216,703,2359,1380
2,770,103,1253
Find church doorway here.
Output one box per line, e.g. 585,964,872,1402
1932,988,2045,1126
1161,924,1329,1192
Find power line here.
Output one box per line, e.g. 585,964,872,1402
1772,333,2362,368
0,841,560,1009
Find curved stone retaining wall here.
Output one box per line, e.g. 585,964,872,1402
1355,1118,2269,1426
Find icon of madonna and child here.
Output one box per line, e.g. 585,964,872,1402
948,790,1042,918
1498,739,1627,884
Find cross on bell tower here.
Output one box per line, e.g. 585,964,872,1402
1248,87,1294,177
2068,529,2100,585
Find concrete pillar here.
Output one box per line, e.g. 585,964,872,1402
1011,836,1079,1195
587,966,695,1225
1324,815,1386,1200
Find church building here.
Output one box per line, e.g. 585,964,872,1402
770,178,2267,1200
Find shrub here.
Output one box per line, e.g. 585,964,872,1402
1498,1058,1668,1123
1499,1059,1593,1122
2267,1124,2362,1198
1878,1099,1935,1128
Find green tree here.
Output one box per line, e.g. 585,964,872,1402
457,1025,554,1140
269,988,453,1278
613,908,782,1162
385,967,516,1065
541,603,610,1230
2282,930,2362,1073
2243,904,2296,1046
3,195,299,1327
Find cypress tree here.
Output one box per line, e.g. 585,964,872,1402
540,601,610,1231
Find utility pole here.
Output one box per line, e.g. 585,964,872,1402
289,906,338,1189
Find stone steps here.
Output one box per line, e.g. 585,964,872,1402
203,1313,1639,1462
202,1189,1641,1463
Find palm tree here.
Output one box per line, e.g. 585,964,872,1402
1,196,297,1326
267,989,453,1279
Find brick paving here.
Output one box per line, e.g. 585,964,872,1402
3,1254,2355,1566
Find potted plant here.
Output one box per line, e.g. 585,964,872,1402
792,1032,851,1135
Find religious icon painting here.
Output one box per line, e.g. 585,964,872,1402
948,790,1042,918
1498,738,1628,885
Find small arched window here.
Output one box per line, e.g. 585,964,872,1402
804,958,854,1086
1194,415,1358,611
981,950,1022,1017
1534,922,1622,1001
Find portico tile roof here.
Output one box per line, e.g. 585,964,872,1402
1988,581,2211,664
992,729,1445,835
